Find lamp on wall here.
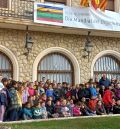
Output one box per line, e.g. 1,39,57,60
24,25,34,57
83,31,93,62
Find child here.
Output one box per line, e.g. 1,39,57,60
22,102,32,120
98,94,102,101
73,102,81,116
80,103,94,116
89,83,97,98
88,96,98,114
71,86,77,103
67,99,74,116
113,100,120,114
114,83,120,100
28,82,35,96
96,86,100,97
38,82,45,95
102,86,113,114
22,84,29,104
81,97,88,105
17,86,23,108
60,99,71,117
46,100,54,118
33,81,38,90
53,83,61,102
46,84,54,98
28,96,36,107
47,96,53,102
66,86,72,99
32,102,42,119
99,85,105,97
54,101,61,118
41,93,47,102
66,96,72,104
96,100,106,115
41,102,47,119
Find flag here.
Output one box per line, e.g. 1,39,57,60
98,0,107,11
91,0,100,10
36,4,63,23
80,0,89,7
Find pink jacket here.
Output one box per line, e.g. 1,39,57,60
73,106,81,116
28,88,35,96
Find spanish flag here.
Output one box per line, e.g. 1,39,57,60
91,0,100,10
80,0,89,7
98,0,108,11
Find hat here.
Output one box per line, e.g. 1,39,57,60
0,82,4,91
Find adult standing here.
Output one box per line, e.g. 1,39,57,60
99,74,111,87
8,80,22,121
0,78,10,122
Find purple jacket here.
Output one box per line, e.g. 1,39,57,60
115,88,120,99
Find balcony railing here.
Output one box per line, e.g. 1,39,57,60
0,0,34,20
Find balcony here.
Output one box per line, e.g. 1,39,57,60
0,0,34,20
0,0,120,38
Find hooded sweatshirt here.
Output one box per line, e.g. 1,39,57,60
102,89,113,106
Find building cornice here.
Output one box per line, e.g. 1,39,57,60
0,16,120,38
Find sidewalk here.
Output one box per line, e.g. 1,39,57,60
2,114,120,124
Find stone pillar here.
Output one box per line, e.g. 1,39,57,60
114,0,120,13
67,0,72,6
41,0,44,3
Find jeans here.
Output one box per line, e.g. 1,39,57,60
105,105,112,114
9,108,21,121
0,105,6,121
23,114,32,120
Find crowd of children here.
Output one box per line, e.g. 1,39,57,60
0,74,120,122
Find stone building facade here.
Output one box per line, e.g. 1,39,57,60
0,0,120,84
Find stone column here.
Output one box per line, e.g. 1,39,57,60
67,0,72,6
114,0,120,13
41,0,44,3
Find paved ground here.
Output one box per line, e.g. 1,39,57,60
2,114,120,124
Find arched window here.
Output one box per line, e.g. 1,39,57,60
37,53,74,84
93,55,120,80
0,52,13,78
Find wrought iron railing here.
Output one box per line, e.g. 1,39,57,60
0,0,34,20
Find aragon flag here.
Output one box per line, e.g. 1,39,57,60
80,0,90,7
91,0,100,10
98,0,108,11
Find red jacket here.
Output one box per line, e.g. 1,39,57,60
89,99,98,111
102,89,113,106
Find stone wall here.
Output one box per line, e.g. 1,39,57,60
0,28,120,83
71,0,80,7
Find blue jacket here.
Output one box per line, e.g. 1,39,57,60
23,108,32,118
0,88,10,106
89,87,97,97
41,107,47,113
99,78,111,87
46,89,54,97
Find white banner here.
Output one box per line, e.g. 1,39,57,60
34,2,120,31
